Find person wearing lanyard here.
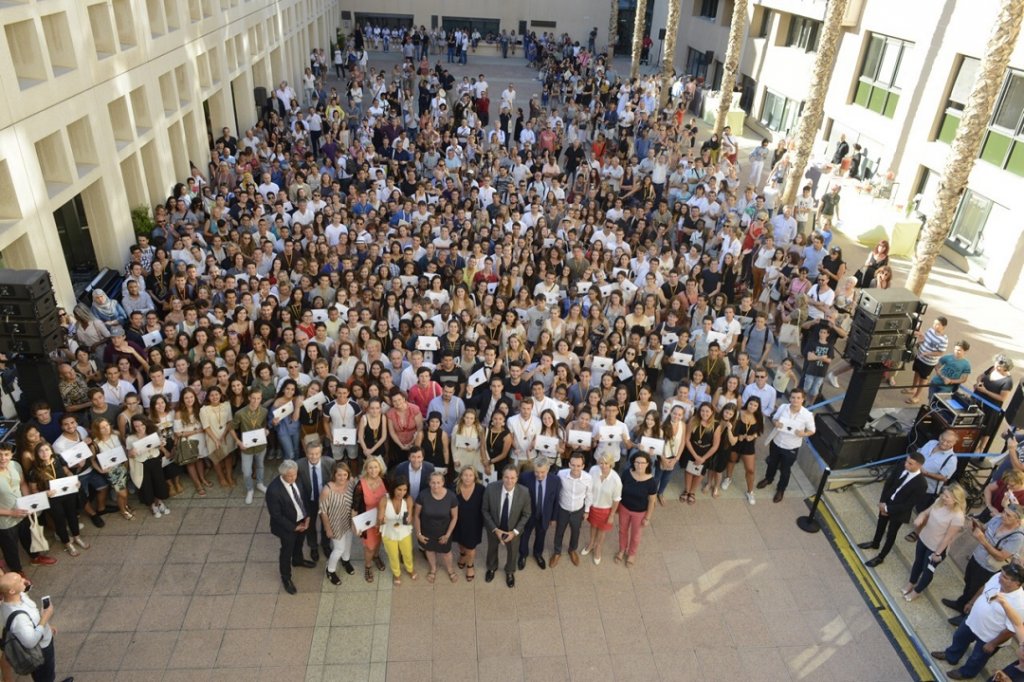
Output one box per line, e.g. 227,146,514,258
757,388,815,503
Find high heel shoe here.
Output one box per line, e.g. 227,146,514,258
74,537,90,550
64,543,79,557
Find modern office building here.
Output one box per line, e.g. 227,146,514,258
0,0,337,307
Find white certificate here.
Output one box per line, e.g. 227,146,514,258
671,352,693,366
543,292,559,307
333,303,350,319
333,427,357,445
59,442,92,468
132,433,161,452
468,368,489,389
242,429,267,448
553,400,571,421
707,331,727,347
535,435,560,454
273,403,293,421
16,493,49,512
311,308,328,323
614,359,633,381
487,281,498,294
399,275,419,288
598,283,617,298
620,279,638,295
568,429,592,448
48,475,81,497
425,291,447,306
454,435,479,451
575,281,592,294
640,437,666,457
142,331,163,348
592,356,613,373
599,425,622,443
415,335,440,351
97,447,127,469
661,332,679,346
302,392,327,413
613,267,629,279
353,508,378,534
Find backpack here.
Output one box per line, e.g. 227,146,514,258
1,611,44,675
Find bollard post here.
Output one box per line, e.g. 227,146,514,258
797,467,832,534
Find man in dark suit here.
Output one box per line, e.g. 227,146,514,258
518,460,561,570
393,447,435,503
482,465,531,587
296,443,335,561
858,452,929,567
265,460,316,594
472,376,513,425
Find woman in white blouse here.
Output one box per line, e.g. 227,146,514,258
581,453,622,565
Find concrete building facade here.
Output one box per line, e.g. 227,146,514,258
0,0,338,307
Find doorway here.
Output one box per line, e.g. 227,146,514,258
616,0,656,55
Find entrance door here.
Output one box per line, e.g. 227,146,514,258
53,194,97,276
616,0,656,55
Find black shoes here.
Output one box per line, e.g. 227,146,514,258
326,570,341,585
292,559,316,568
517,555,527,571
485,570,496,583
535,554,547,570
282,579,297,594
941,598,964,613
310,547,320,562
506,572,515,588
90,514,106,528
930,651,947,661
756,479,771,489
857,541,880,550
865,557,884,568
340,560,355,575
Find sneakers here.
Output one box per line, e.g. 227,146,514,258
746,492,756,505
827,374,839,388
245,490,254,505
721,477,732,491
256,482,267,493
158,501,170,515
151,505,162,517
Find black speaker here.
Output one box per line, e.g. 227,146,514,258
254,86,268,108
837,368,885,431
0,269,59,357
704,50,715,63
0,270,52,300
12,357,61,413
0,308,60,336
1005,381,1024,429
857,286,926,317
658,28,666,40
810,413,887,469
0,328,63,355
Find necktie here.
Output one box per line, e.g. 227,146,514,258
892,472,909,501
311,465,319,501
500,491,510,530
537,480,544,517
290,484,306,520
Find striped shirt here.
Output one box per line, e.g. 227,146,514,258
917,328,948,367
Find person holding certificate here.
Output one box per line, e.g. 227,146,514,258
657,406,687,504
352,458,388,583
451,411,485,472
91,418,134,521
681,403,720,506
27,443,90,557
125,416,171,518
0,444,55,572
231,390,269,505
378,477,418,586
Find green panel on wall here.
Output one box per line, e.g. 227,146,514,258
868,86,887,114
883,92,898,118
937,113,960,144
981,131,1011,167
1006,142,1024,177
854,80,871,108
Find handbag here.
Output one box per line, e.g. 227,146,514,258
685,460,704,476
778,323,800,346
174,438,199,466
1,611,44,675
27,513,48,554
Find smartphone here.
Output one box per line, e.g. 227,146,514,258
40,596,50,610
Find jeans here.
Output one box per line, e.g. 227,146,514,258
276,420,300,460
553,507,584,554
240,449,266,492
327,531,353,573
382,533,414,577
944,620,994,678
803,374,825,401
655,465,677,496
908,538,945,594
764,441,800,492
618,506,646,556
660,377,680,403
447,47,455,62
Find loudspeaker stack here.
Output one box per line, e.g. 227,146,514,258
0,270,62,356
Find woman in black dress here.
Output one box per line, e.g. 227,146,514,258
413,471,459,583
483,411,512,483
452,466,485,581
416,412,452,482
726,397,764,505
681,402,720,505
705,403,737,498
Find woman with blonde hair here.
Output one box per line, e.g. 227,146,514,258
902,484,966,601
320,461,357,583
581,452,622,565
352,456,388,582
451,410,485,472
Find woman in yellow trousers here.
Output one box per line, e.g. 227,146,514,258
377,477,418,585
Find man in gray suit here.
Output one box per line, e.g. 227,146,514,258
297,443,335,561
482,465,532,587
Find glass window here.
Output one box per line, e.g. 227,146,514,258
861,35,884,82
949,57,980,109
755,9,772,38
760,90,800,133
698,0,719,19
992,73,1024,132
949,190,993,253
786,17,820,52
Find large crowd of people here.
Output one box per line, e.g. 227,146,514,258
0,18,1021,679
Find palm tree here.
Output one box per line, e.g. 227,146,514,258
780,0,850,207
713,0,749,136
907,0,1024,294
608,0,618,62
660,0,682,108
630,0,650,80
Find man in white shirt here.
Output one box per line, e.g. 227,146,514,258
933,564,1024,679
101,365,136,407
740,368,777,418
769,205,798,248
551,453,593,567
507,399,542,464
712,307,743,356
915,430,960,514
757,389,815,503
140,369,181,409
806,274,835,321
0,573,58,680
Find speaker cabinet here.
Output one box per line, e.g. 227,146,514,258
1005,382,1024,430
810,413,887,470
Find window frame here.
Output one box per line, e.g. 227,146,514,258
854,33,912,119
785,16,820,52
